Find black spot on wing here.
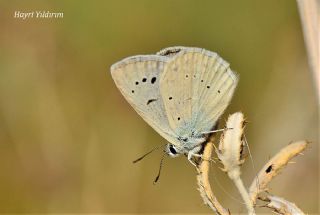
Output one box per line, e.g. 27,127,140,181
147,98,158,105
151,77,156,84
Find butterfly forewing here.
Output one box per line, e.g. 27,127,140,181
110,55,177,144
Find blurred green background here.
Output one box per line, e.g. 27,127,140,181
0,0,318,214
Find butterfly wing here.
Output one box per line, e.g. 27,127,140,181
157,46,189,57
160,47,238,139
190,49,238,133
159,49,194,135
110,55,177,144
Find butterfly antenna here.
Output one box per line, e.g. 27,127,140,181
153,153,166,184
201,127,233,134
132,144,166,163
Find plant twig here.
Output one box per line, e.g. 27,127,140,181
197,136,229,215
260,194,305,215
197,113,309,214
249,141,309,204
233,177,255,215
296,0,319,99
216,112,255,215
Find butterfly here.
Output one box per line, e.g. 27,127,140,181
110,46,238,165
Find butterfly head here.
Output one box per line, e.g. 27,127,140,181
165,144,181,157
166,133,206,157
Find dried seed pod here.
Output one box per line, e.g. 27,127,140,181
216,112,246,179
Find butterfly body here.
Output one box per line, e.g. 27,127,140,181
111,47,238,161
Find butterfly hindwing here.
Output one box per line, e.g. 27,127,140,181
160,48,238,138
159,50,194,136
192,50,238,133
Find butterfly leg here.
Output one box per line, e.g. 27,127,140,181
187,146,215,165
187,145,203,167
187,157,198,167
190,153,215,162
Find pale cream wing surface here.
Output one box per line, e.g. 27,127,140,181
190,49,238,133
159,50,195,135
110,55,177,144
160,48,238,135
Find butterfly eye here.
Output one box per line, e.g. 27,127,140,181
169,145,177,155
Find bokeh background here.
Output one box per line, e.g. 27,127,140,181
0,0,318,214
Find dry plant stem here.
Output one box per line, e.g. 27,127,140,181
249,141,309,204
296,0,319,98
232,176,255,215
260,195,305,215
197,138,229,215
216,112,255,215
